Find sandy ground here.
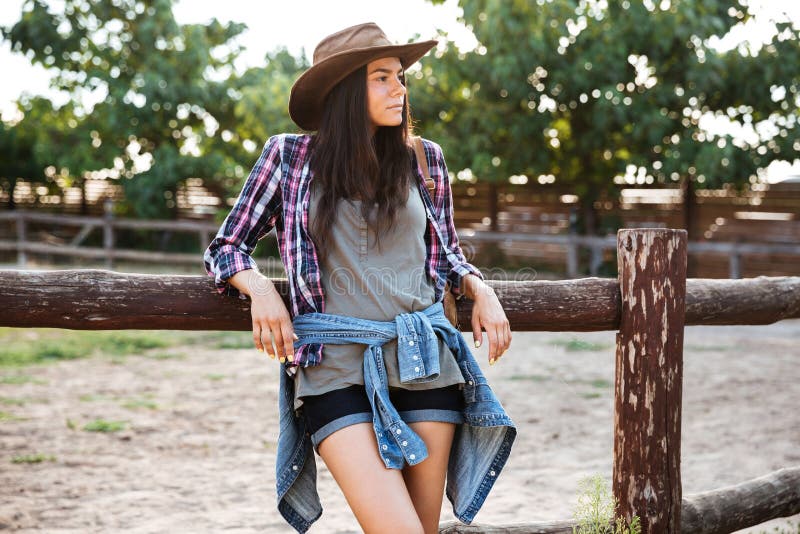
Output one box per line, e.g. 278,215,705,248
1,321,798,533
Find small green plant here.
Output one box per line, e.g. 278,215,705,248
12,453,56,464
121,397,159,410
205,373,226,381
83,419,127,432
573,475,641,534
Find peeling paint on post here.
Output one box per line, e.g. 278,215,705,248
614,229,687,533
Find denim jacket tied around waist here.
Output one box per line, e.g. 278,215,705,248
275,300,517,533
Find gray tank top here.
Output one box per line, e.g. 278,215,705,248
293,181,464,411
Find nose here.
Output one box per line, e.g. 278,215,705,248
391,76,406,97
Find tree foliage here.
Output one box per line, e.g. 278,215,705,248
3,0,248,217
415,0,800,234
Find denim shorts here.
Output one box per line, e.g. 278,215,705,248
300,384,465,452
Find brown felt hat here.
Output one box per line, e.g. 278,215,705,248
289,22,438,131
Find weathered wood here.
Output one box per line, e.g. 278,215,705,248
438,519,577,533
613,229,686,533
681,466,800,534
436,467,800,534
0,269,798,330
685,276,800,325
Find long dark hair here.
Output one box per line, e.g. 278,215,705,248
309,64,414,262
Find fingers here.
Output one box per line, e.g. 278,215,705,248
279,322,297,363
253,323,269,356
471,315,483,349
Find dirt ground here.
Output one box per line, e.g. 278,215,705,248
1,320,798,533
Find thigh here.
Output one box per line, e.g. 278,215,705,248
401,421,457,534
318,422,424,534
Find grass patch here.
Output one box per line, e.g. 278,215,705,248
206,373,226,381
212,332,255,349
684,344,732,352
0,374,45,385
12,453,56,464
581,392,602,399
551,338,612,352
509,374,549,382
0,329,260,369
143,352,185,360
120,394,158,410
0,397,27,406
79,394,113,402
0,410,27,422
82,419,127,432
0,328,179,367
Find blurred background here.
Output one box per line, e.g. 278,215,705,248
1,0,799,279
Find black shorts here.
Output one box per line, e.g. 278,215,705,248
300,384,464,452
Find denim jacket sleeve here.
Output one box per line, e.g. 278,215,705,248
203,135,283,299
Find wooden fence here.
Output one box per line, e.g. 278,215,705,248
1,228,799,533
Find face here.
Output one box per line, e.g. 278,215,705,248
366,56,406,131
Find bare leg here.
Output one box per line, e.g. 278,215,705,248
318,422,424,534
401,421,457,534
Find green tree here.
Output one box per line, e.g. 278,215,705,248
417,0,800,239
3,0,246,218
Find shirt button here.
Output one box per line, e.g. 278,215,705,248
408,340,415,346
490,470,496,476
402,440,408,447
396,429,402,435
412,355,419,361
468,380,474,385
414,366,420,372
409,454,416,460
382,444,388,451
292,465,298,471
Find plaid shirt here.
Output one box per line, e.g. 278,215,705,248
203,133,483,368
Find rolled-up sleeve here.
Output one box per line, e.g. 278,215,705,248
203,135,283,299
436,145,484,299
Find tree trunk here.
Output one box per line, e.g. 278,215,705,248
580,184,600,236
681,176,698,277
8,178,17,210
80,178,89,216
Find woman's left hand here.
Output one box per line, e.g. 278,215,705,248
469,282,511,366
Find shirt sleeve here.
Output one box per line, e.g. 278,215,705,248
203,135,283,299
435,144,485,299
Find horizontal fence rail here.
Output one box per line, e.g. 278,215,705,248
0,270,797,331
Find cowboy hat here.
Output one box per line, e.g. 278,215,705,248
288,22,438,131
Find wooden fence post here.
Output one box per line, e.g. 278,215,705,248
614,228,687,533
15,211,26,267
103,198,115,270
567,224,579,278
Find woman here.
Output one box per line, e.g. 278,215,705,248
204,22,516,534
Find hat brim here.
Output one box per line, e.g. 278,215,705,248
289,39,437,131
